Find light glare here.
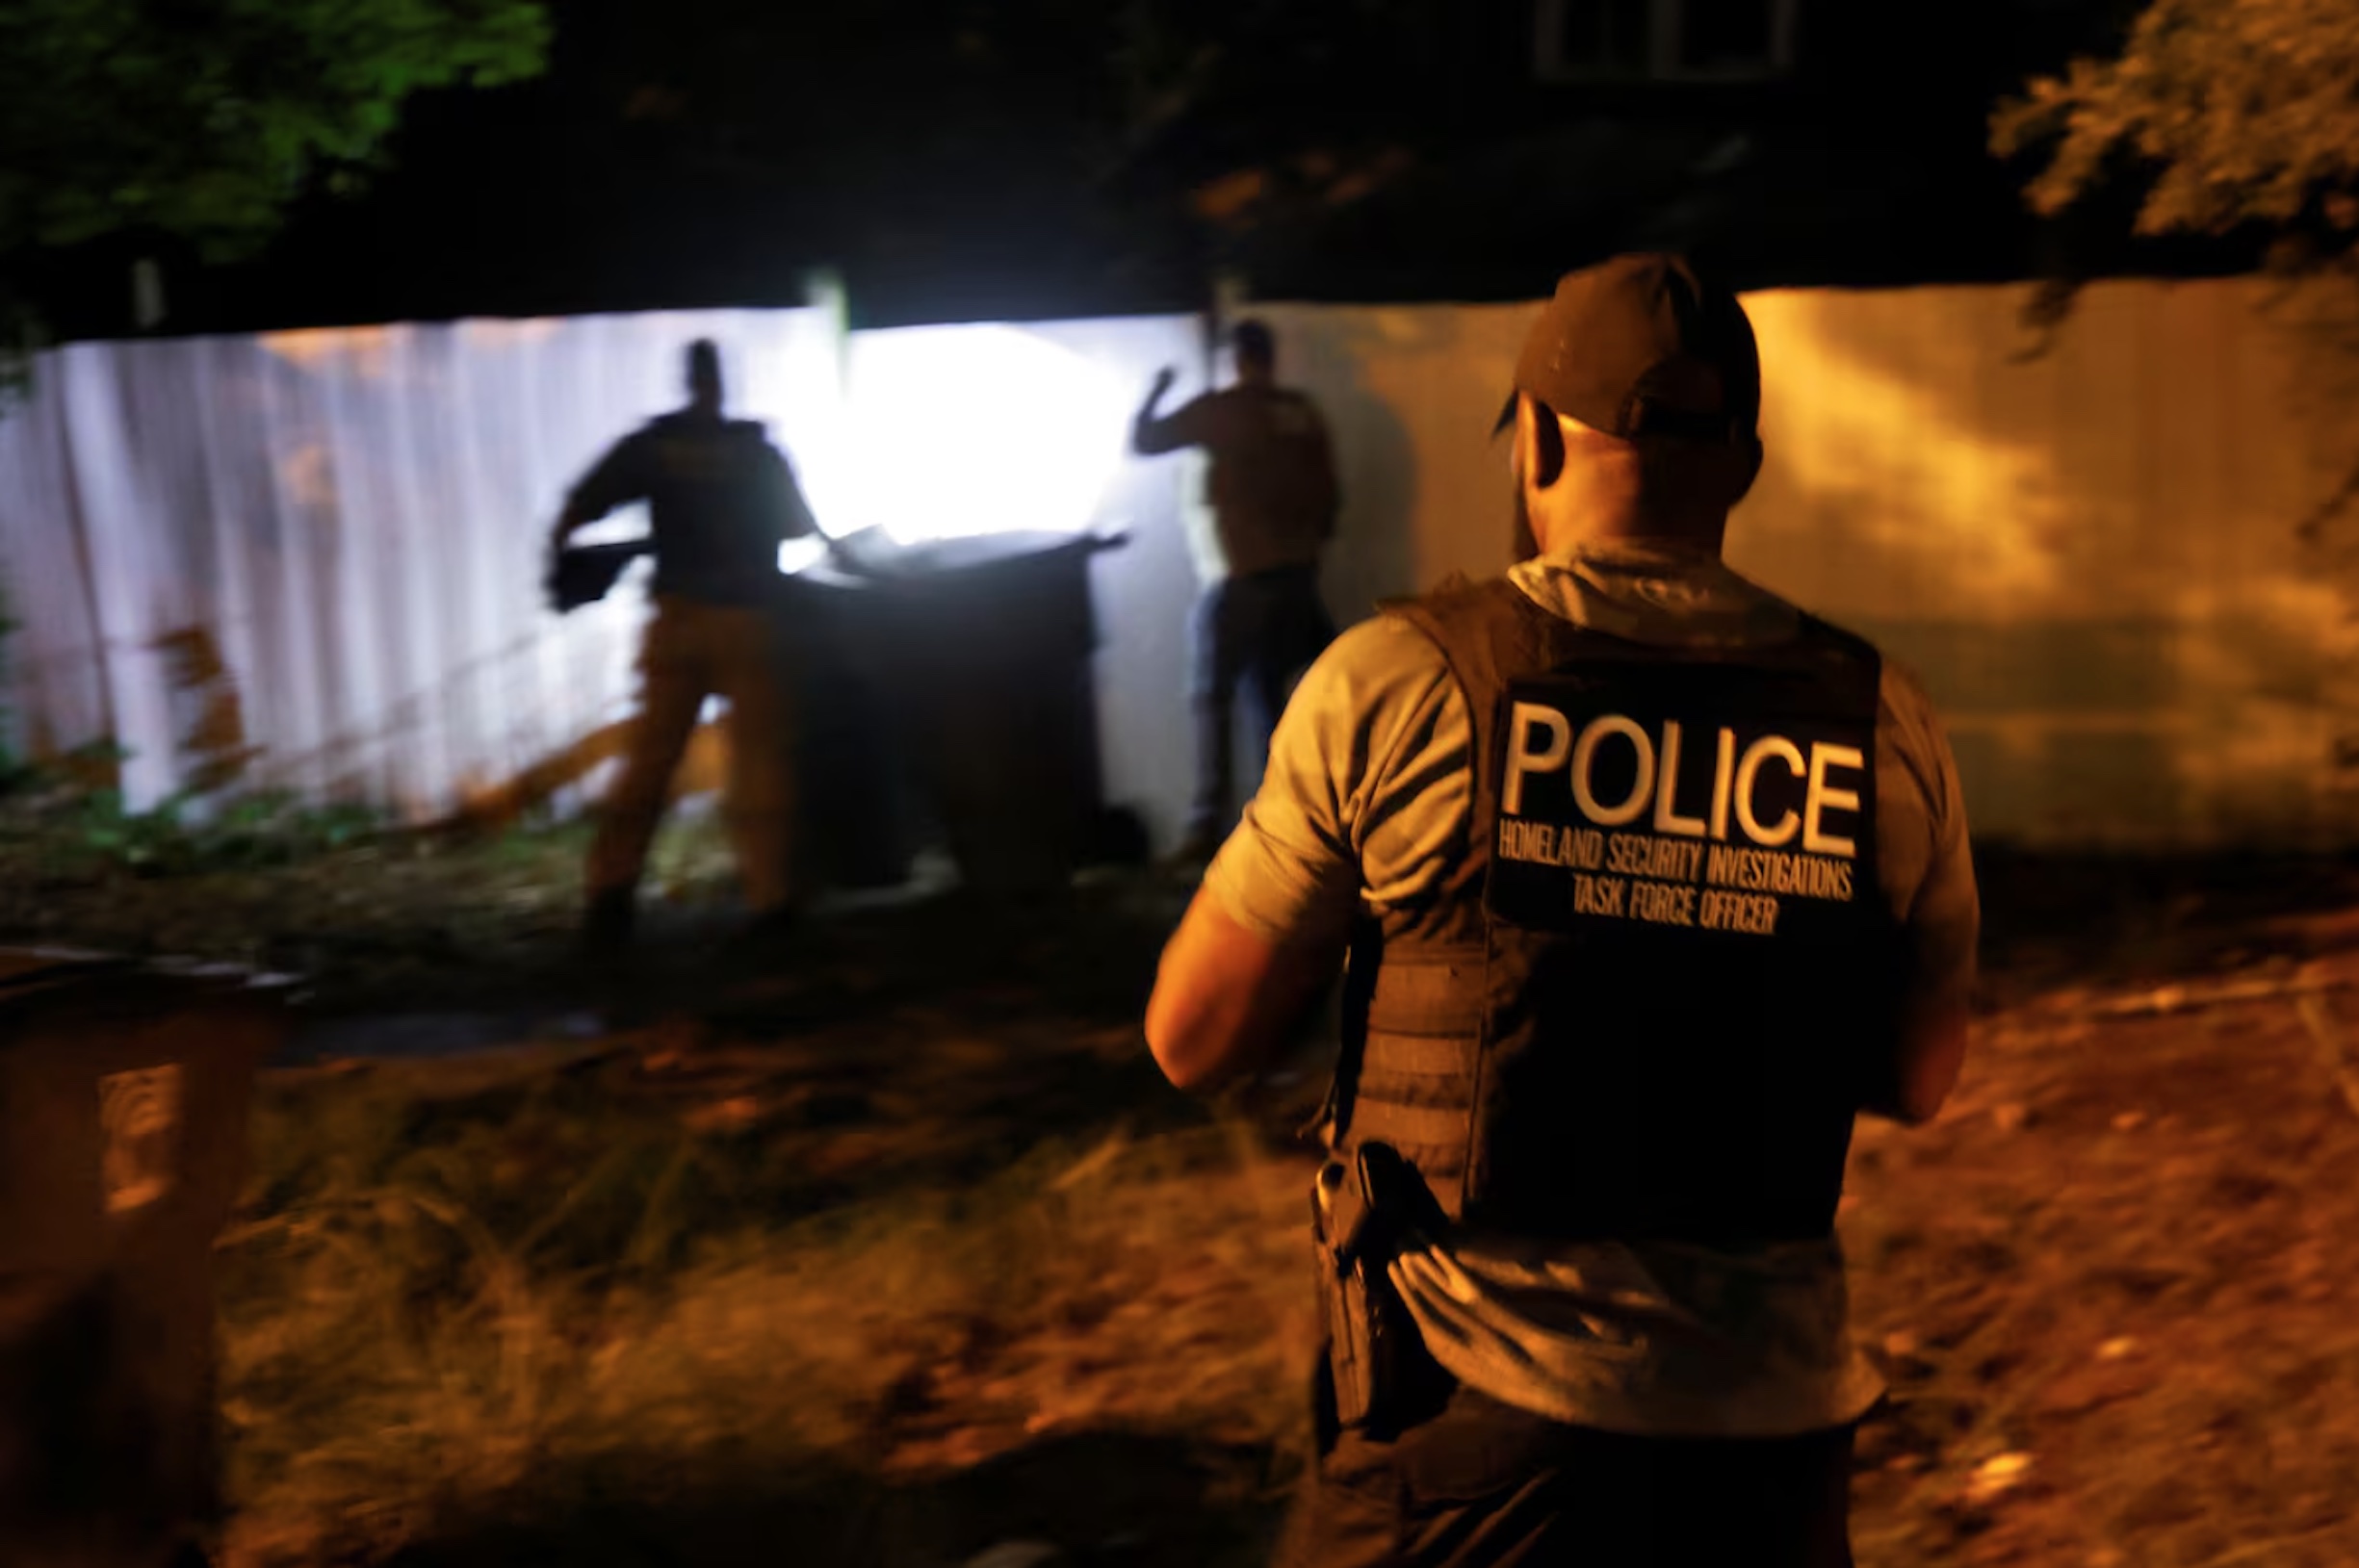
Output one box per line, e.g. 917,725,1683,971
836,325,1128,545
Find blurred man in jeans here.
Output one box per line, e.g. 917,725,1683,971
552,338,818,953
1134,319,1341,862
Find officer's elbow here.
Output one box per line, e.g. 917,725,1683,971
1143,1001,1203,1092
1870,1086,1943,1128
1145,893,1282,1094
1144,978,1234,1094
1874,1005,1970,1125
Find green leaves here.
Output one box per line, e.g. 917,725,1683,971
1993,0,2359,244
0,0,552,262
45,775,391,876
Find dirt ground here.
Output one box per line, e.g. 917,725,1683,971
1842,850,2359,1567
10,815,2359,1567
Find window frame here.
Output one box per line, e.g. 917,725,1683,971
1533,0,1802,83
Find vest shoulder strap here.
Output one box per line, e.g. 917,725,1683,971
1792,612,1885,712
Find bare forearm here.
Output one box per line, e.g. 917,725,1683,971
1131,373,1193,455
1131,406,1182,455
1146,889,1341,1094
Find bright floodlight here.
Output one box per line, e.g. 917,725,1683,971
776,535,831,575
840,325,1128,545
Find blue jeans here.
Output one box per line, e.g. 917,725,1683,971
1187,564,1335,841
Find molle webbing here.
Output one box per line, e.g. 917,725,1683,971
1344,946,1485,1212
1352,574,1889,1241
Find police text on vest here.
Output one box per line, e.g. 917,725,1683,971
1503,704,1863,858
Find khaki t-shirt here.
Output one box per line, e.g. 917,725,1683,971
1133,385,1340,578
1205,539,1980,1436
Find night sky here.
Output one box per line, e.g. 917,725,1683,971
27,0,2265,340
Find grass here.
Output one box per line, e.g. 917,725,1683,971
0,777,747,1012
1836,854,2359,1567
210,890,1320,1567
19,823,2359,1565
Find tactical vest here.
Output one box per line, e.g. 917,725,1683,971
1329,577,1900,1246
643,414,789,605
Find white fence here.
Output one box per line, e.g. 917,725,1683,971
1259,277,2359,850
0,309,1207,842
6,277,2359,851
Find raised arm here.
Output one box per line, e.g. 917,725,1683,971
1132,369,1211,456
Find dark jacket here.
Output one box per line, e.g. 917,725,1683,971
565,410,817,606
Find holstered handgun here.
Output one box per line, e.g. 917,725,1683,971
1311,1141,1446,1433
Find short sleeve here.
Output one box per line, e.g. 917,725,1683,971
1201,617,1472,944
1873,660,1979,1010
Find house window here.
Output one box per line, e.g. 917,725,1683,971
1535,0,1800,81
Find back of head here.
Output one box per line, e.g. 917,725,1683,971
686,339,725,411
1232,319,1276,381
1503,254,1764,549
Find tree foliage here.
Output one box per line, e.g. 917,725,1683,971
588,0,1444,234
1992,0,2359,246
0,0,549,265
1994,5,2359,539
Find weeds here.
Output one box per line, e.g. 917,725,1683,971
217,1042,1314,1567
188,856,2359,1568
0,769,603,999
65,785,385,876
0,824,2328,1566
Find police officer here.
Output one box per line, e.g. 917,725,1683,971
1134,319,1342,862
1144,255,1979,1566
552,339,820,953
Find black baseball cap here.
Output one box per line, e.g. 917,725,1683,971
1494,254,1760,445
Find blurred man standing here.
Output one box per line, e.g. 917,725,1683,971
1145,256,1979,1566
1134,319,1341,862
552,338,819,953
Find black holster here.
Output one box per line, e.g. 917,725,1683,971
1310,1141,1449,1435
